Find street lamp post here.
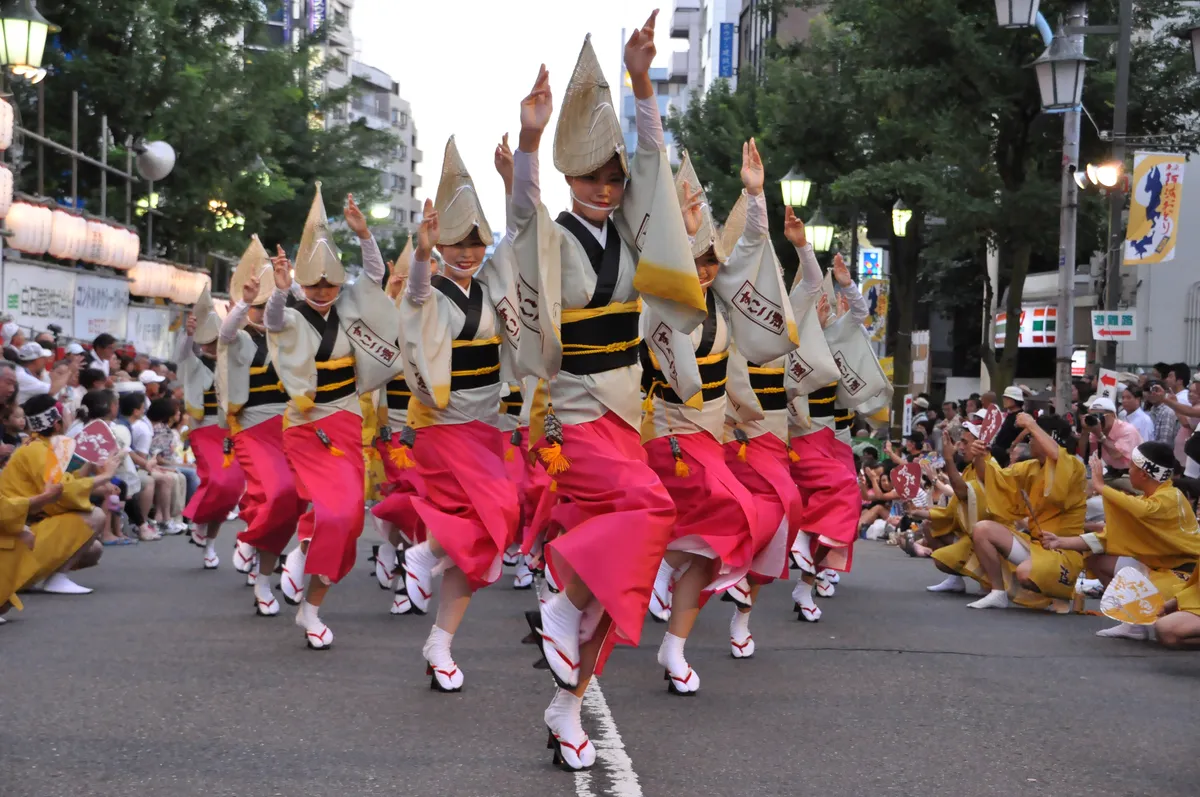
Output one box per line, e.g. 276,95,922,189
1100,0,1134,369
805,206,835,253
779,167,813,208
891,200,912,238
994,0,1040,29
0,0,57,82
1180,23,1200,74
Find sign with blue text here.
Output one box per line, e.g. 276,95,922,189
719,23,735,78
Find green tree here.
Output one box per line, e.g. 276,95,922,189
24,1,397,268
678,0,1198,432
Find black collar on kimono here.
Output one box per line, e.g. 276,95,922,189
432,275,484,341
556,212,621,309
297,302,342,363
696,290,718,358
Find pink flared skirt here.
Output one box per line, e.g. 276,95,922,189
409,421,520,591
184,422,245,525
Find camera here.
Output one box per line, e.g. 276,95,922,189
1084,413,1101,427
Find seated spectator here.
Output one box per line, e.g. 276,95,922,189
2,321,25,363
145,397,187,534
965,413,1086,611
1081,396,1142,491
0,394,120,608
87,333,117,377
1041,443,1200,641
15,342,69,406
117,390,163,541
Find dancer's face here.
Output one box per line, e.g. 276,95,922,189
695,250,720,289
566,156,627,226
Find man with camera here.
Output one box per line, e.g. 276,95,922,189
1083,396,1142,492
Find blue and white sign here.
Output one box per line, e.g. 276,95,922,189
719,23,735,78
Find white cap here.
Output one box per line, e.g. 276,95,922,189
913,397,929,409
1002,386,1025,402
139,370,165,385
1088,396,1117,413
17,342,51,361
65,342,85,355
2,322,19,340
962,422,982,439
114,381,144,395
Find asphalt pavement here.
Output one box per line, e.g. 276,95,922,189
3,529,1199,797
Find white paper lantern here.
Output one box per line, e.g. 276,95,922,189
113,229,139,270
0,99,13,151
0,165,12,219
7,201,52,254
130,261,170,298
50,209,84,259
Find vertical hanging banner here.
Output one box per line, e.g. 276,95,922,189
718,23,735,78
861,277,888,342
1124,152,1186,265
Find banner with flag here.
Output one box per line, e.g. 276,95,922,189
1124,152,1186,265
994,306,1056,348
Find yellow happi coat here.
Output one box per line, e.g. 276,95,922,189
982,449,1088,608
1085,482,1200,600
0,438,97,611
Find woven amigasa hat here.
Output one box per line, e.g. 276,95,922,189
674,151,727,262
192,283,220,345
554,36,628,178
434,136,493,246
294,182,345,287
720,191,749,259
229,234,273,306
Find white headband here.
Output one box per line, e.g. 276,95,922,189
1132,446,1172,482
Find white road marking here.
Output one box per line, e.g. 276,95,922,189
576,678,643,797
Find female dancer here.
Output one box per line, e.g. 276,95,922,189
265,187,399,649
178,285,245,570
397,137,521,691
218,236,308,616
787,248,870,622
511,16,707,769
640,139,797,692
370,242,422,616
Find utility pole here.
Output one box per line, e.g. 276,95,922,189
1055,2,1087,417
1101,0,1134,369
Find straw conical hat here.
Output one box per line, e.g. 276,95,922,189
294,182,345,287
229,234,273,306
674,151,724,262
434,136,493,246
719,191,749,259
193,283,220,345
554,36,628,178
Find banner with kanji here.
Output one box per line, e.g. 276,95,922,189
1124,152,1186,265
994,306,1057,348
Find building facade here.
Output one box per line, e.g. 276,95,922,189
243,1,422,235
669,0,742,101
737,0,824,81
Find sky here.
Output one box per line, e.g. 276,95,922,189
353,0,686,230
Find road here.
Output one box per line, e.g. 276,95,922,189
2,530,1198,797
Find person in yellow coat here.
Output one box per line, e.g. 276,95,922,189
1039,442,1200,640
966,411,1086,611
0,395,120,617
923,418,994,594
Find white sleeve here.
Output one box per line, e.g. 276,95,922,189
745,191,768,239
635,96,664,151
219,302,250,344
838,280,870,324
512,149,541,212
406,257,433,306
173,334,195,364
264,289,288,333
360,235,385,284
796,244,823,296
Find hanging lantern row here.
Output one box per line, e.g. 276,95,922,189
4,196,140,269
128,261,210,305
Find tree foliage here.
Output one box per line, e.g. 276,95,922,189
21,1,397,267
670,0,1200,428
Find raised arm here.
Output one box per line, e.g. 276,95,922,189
742,139,767,241
513,65,552,214
832,254,869,323
265,245,292,333
219,301,251,344
174,313,197,363
784,207,822,294
625,11,663,151
344,195,385,284
405,199,437,307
